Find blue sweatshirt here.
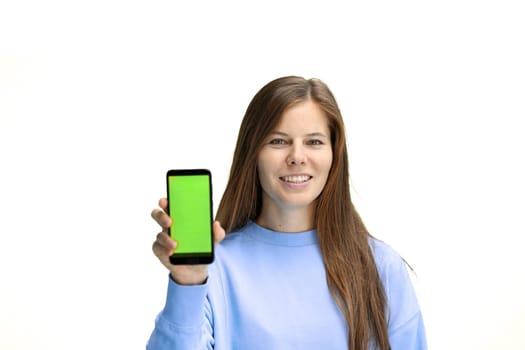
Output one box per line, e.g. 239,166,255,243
147,221,427,349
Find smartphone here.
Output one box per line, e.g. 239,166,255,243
166,169,214,265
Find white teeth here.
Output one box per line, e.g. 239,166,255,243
281,175,311,183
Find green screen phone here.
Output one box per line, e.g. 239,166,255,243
166,169,214,264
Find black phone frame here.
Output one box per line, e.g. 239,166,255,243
166,169,214,265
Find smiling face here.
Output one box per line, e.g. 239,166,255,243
257,100,333,218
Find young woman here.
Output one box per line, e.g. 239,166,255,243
148,76,427,349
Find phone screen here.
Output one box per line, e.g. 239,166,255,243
166,169,214,264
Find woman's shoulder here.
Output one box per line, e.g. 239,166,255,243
214,222,258,256
369,236,424,340
368,237,406,274
221,224,253,244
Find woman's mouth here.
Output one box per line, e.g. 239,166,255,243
280,175,312,184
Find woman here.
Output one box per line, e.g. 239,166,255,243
148,76,427,349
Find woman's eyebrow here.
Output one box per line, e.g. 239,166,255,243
269,131,328,138
306,132,328,138
268,131,288,137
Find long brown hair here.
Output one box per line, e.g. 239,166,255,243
216,76,390,350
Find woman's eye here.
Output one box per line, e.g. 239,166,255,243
269,139,287,145
308,139,323,145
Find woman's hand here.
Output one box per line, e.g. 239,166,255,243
151,198,225,285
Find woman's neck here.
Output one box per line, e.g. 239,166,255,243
255,203,315,233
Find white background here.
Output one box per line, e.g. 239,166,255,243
1,1,524,349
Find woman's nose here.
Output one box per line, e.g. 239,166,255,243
286,144,306,166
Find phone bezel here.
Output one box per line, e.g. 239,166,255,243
166,169,214,265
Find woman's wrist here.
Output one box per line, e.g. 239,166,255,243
169,270,208,286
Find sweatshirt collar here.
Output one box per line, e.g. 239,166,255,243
244,221,318,247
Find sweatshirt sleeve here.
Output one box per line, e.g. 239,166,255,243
146,275,214,350
374,242,428,350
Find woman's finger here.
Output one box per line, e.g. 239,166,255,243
151,208,172,229
152,232,177,256
212,221,226,246
158,197,168,211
